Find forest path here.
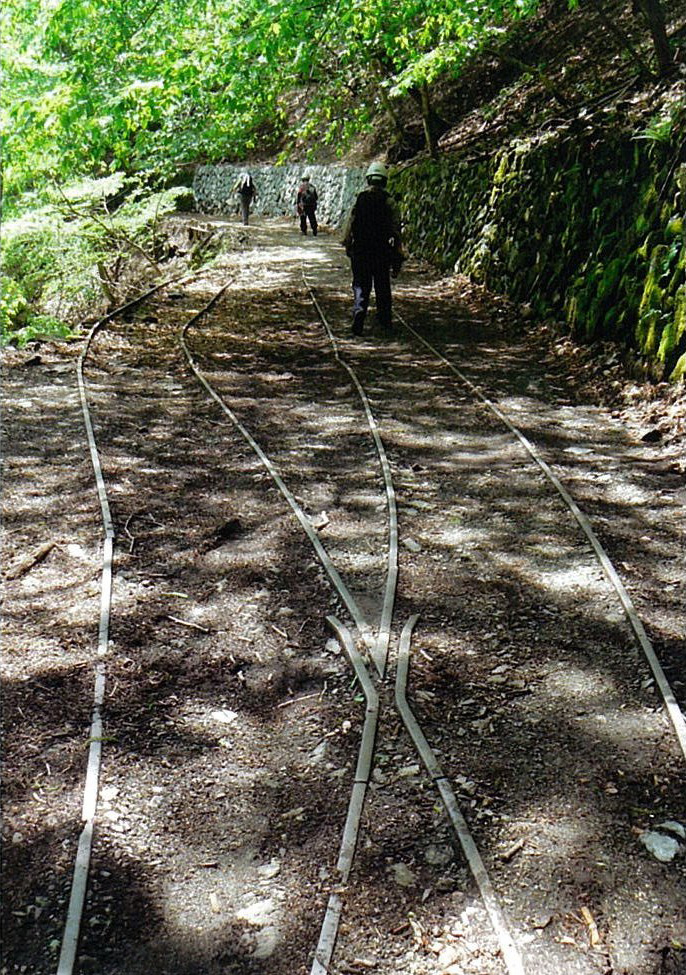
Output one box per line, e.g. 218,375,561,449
2,216,685,975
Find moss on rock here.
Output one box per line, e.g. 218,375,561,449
393,116,684,380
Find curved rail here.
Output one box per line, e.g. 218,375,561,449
395,616,525,975
58,276,189,975
311,617,380,975
179,278,414,971
303,269,399,678
299,279,527,975
395,312,686,763
180,309,375,649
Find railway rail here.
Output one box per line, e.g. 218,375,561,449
6,222,683,975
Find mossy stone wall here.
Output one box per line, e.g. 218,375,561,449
393,131,686,380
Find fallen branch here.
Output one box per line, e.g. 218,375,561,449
580,906,601,947
5,541,58,580
277,692,320,709
166,615,210,633
52,182,161,272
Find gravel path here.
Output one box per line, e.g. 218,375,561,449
2,217,685,975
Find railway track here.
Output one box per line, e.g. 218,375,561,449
3,221,685,975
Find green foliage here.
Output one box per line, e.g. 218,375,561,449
1,278,29,332
635,88,685,144
1,207,104,344
3,316,78,349
638,110,678,143
2,0,548,205
1,173,193,346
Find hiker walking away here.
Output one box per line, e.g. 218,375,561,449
233,171,256,225
342,162,404,335
296,175,318,236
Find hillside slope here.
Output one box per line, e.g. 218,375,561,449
352,0,686,380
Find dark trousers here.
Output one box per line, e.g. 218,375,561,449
300,207,318,235
239,194,251,225
351,256,392,328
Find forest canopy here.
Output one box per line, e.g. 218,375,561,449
3,0,678,210
2,0,576,208
1,0,680,356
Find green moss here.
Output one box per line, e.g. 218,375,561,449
394,114,684,378
670,353,686,381
664,286,686,376
665,214,684,239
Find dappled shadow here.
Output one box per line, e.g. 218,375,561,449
2,220,684,974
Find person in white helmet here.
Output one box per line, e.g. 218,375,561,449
342,162,404,335
232,170,257,225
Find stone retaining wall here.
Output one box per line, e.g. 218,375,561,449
193,163,366,227
393,131,686,380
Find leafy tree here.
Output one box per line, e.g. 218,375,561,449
2,0,678,209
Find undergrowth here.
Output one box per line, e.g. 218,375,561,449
1,175,193,347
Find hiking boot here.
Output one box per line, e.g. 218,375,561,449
352,313,365,336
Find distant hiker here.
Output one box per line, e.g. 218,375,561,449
232,171,256,225
341,162,404,335
296,175,318,236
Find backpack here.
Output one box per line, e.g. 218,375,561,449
301,184,317,208
349,188,394,255
237,173,253,196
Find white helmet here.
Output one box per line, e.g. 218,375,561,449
366,161,389,184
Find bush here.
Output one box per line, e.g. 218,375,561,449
1,176,195,346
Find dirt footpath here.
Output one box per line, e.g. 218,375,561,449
2,218,685,975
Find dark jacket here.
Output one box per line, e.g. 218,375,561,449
342,186,403,269
233,173,255,198
297,182,318,213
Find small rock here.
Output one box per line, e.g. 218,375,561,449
425,844,453,867
237,898,276,925
310,741,328,764
640,428,662,443
657,821,686,840
67,544,89,561
210,708,238,725
455,776,477,796
257,860,281,880
640,830,680,862
402,538,422,553
437,945,461,970
281,806,305,821
253,925,280,958
391,863,417,887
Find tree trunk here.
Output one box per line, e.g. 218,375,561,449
420,82,438,158
633,0,674,77
373,60,409,148
589,0,653,79
408,83,445,158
